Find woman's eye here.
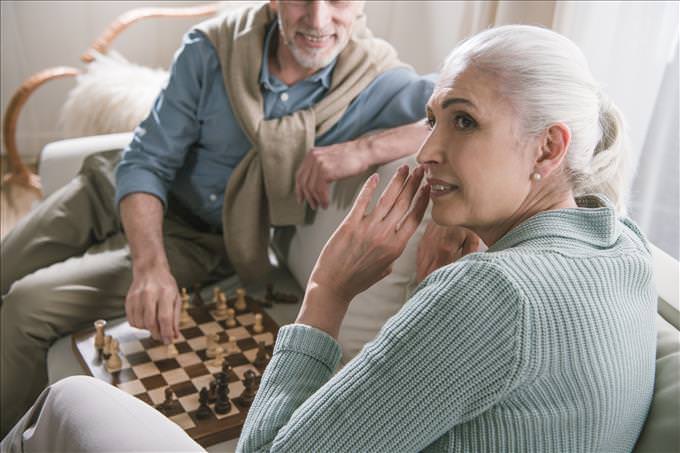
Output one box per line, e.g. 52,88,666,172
454,114,476,130
425,116,435,130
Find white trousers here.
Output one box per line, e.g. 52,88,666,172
0,376,205,452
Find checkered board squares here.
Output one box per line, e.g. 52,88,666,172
72,295,280,447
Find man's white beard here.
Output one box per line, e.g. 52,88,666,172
278,16,344,70
288,44,339,70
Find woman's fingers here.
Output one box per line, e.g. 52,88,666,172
396,184,430,242
385,165,425,224
373,165,409,220
347,173,380,223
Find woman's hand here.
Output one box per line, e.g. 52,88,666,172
415,223,483,285
296,165,430,338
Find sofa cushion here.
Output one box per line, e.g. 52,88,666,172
634,313,680,452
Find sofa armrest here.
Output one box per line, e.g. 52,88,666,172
38,132,133,197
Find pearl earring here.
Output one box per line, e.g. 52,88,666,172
531,172,542,181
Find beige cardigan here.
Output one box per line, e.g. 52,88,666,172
196,3,406,284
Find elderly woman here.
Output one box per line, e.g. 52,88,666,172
2,25,655,453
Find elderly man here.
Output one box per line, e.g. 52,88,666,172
0,0,434,436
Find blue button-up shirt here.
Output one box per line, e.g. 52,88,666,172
116,21,435,228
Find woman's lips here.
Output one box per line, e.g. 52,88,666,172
427,178,459,197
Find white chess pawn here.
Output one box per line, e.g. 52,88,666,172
253,313,264,334
167,341,179,357
234,288,247,312
179,289,192,327
226,335,237,354
94,319,107,351
215,292,228,317
226,308,237,328
206,333,223,359
102,335,113,358
106,339,122,373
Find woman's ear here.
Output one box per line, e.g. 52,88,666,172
535,122,571,178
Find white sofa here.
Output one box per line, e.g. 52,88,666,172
36,133,679,452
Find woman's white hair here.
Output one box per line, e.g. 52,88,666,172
441,25,631,213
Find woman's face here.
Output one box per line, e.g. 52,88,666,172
417,65,540,234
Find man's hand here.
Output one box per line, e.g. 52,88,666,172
416,222,484,285
295,121,430,210
295,144,367,210
119,193,179,343
125,265,181,344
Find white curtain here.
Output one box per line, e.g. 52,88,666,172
366,0,679,258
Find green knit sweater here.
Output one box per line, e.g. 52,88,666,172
237,196,657,452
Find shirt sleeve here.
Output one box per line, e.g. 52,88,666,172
237,260,532,452
317,68,436,146
114,30,211,209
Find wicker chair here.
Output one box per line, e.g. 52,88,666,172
1,2,224,196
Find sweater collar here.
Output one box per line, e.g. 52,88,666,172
487,195,621,253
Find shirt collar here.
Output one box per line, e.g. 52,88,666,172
487,194,622,253
260,19,335,92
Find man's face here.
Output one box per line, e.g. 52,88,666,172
271,1,363,70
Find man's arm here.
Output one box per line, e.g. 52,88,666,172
120,193,179,343
296,120,429,209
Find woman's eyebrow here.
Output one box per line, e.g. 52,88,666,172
441,97,476,110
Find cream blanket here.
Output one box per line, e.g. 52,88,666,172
196,3,406,284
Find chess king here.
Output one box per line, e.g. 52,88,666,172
0,0,436,435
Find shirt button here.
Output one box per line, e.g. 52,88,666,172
280,92,289,102
209,193,217,202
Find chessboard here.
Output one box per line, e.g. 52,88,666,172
72,287,289,447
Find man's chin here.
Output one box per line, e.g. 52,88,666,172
291,47,340,71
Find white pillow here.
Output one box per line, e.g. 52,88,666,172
283,155,429,363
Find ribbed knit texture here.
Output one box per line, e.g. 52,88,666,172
237,195,657,452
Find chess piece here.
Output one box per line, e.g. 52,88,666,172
180,288,192,327
206,333,223,359
225,335,237,354
215,291,228,317
214,372,231,414
105,338,122,373
208,380,217,404
196,387,212,420
166,341,178,357
93,319,107,352
102,335,113,360
207,349,225,368
222,359,233,376
157,387,176,414
192,283,204,306
253,341,269,368
225,308,237,328
212,287,220,305
253,313,264,334
234,288,247,312
239,370,258,407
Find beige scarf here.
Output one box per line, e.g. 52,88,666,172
196,3,406,284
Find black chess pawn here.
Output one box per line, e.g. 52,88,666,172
214,376,231,414
196,387,212,420
208,380,217,404
222,358,233,376
239,370,258,407
192,283,204,307
253,341,269,368
157,387,176,415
